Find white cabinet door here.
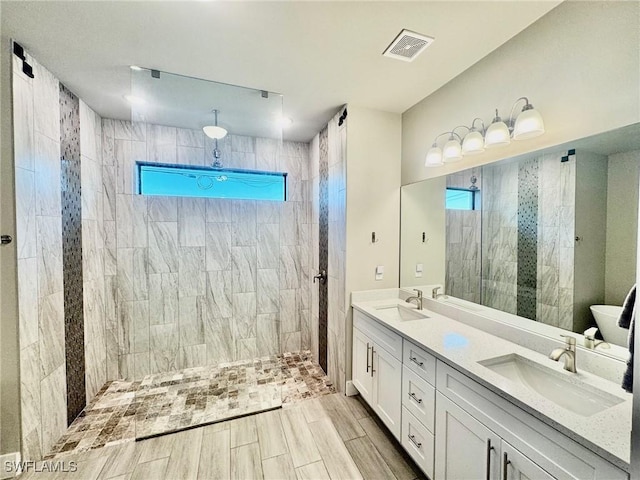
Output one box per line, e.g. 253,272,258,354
352,328,373,403
435,392,500,480
502,441,556,480
372,344,402,439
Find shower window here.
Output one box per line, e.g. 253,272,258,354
446,187,478,210
137,162,287,201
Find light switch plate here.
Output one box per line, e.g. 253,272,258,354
375,265,384,280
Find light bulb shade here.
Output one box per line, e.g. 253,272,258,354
484,120,511,147
203,125,228,140
462,130,485,155
425,146,443,167
513,108,545,140
442,138,463,163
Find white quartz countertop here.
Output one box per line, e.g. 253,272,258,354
352,296,632,472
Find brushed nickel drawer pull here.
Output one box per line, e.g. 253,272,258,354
502,452,511,480
408,434,422,449
371,348,376,377
409,356,424,367
486,439,495,480
409,392,423,404
366,343,371,373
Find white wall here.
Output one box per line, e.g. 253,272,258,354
402,1,640,185
345,106,402,295
343,106,401,387
400,177,446,288
605,150,640,305
573,151,607,334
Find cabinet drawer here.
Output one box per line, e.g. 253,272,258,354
353,309,403,361
402,366,435,433
403,339,436,385
401,406,435,479
436,361,628,480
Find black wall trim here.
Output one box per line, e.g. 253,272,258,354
12,41,34,79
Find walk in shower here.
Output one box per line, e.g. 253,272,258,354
12,50,331,461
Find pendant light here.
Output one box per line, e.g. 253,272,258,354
203,110,228,140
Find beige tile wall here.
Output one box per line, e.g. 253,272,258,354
102,120,313,379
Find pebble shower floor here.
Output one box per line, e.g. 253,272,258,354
46,351,334,458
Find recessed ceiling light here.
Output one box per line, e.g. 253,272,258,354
124,95,145,105
130,65,143,71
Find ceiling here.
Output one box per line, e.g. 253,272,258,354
1,1,562,142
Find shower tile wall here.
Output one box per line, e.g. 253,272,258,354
309,134,320,363
536,153,575,330
327,111,347,393
445,169,481,303
102,120,313,379
80,101,107,401
482,160,518,313
481,154,575,329
316,128,328,370
517,159,539,320
60,84,86,423
13,54,67,460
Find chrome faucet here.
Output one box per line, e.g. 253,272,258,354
432,286,445,300
549,335,577,373
406,289,423,310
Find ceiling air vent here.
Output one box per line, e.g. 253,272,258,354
383,29,434,62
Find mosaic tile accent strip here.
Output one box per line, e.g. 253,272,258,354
517,158,539,320
60,83,86,424
318,127,329,372
46,351,334,458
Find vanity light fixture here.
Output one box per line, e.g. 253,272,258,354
425,142,444,167
425,132,452,167
461,119,485,155
442,132,463,163
510,97,545,140
425,131,465,167
484,109,511,148
424,96,544,168
202,109,228,140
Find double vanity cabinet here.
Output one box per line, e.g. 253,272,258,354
351,300,630,480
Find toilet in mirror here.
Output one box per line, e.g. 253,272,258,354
400,122,640,359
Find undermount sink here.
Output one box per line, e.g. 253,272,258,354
479,354,624,417
374,304,427,321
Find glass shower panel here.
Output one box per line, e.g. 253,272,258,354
128,68,284,440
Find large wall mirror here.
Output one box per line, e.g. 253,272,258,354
400,123,640,358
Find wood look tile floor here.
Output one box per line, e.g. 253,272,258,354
22,393,426,480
